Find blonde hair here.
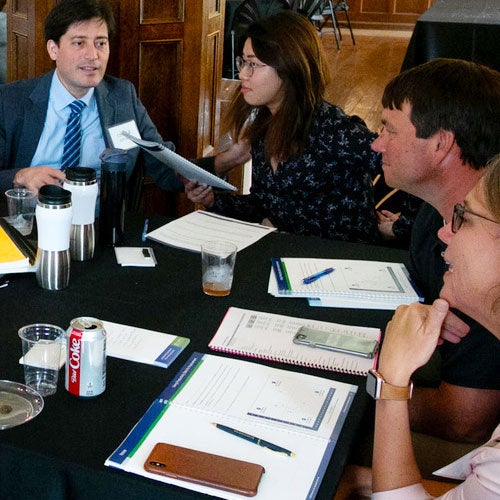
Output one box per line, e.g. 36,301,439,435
482,154,500,314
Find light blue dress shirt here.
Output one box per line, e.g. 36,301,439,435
31,71,106,180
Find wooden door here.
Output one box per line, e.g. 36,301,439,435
116,0,226,216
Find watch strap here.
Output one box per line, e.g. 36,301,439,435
379,379,413,400
368,369,413,400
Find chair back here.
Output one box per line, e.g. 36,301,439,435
293,0,326,19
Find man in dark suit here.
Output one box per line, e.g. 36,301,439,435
0,0,249,196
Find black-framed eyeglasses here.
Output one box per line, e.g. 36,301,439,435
452,203,498,233
235,56,267,76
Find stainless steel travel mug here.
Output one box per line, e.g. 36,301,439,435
63,167,98,261
36,185,73,290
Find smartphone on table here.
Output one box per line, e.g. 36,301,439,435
293,326,379,359
144,442,265,497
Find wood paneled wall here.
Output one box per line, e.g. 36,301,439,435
347,0,435,30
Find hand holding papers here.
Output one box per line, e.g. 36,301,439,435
120,131,238,191
146,210,276,252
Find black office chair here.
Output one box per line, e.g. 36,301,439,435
299,0,355,49
320,0,355,47
229,0,291,79
294,0,341,49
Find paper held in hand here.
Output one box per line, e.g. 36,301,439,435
120,131,237,191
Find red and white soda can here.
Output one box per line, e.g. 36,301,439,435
65,317,106,397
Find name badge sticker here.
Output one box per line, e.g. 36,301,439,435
108,120,141,150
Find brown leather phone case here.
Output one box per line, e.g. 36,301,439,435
144,442,265,497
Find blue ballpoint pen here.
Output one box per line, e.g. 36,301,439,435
141,218,149,242
212,423,295,457
302,267,335,284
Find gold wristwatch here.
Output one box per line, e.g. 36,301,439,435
366,369,413,400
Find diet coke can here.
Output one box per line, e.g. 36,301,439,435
65,317,106,397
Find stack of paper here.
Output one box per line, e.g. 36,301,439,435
146,210,276,253
269,258,423,310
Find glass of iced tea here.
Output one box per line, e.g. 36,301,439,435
201,241,237,296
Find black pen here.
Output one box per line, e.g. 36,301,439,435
212,423,295,457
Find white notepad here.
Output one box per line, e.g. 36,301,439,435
269,258,423,309
208,307,380,375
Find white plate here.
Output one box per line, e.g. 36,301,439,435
0,380,44,430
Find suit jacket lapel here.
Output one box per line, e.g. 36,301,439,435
95,79,113,149
16,72,54,168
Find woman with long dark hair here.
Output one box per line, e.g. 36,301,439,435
186,10,380,243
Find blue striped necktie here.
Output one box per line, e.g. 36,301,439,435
61,100,86,172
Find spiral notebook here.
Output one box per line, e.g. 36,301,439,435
208,307,380,375
269,258,423,309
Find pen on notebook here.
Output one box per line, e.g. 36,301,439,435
141,218,149,242
212,423,295,457
302,267,335,285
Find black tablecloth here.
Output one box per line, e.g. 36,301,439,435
0,214,409,499
402,0,500,72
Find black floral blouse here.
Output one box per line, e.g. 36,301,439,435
211,101,381,243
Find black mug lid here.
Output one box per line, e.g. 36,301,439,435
38,185,72,205
65,167,96,182
100,148,127,166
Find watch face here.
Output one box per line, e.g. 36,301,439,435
366,370,380,398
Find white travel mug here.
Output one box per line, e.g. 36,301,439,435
36,185,73,290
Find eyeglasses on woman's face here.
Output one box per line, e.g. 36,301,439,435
452,203,498,233
235,56,267,76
